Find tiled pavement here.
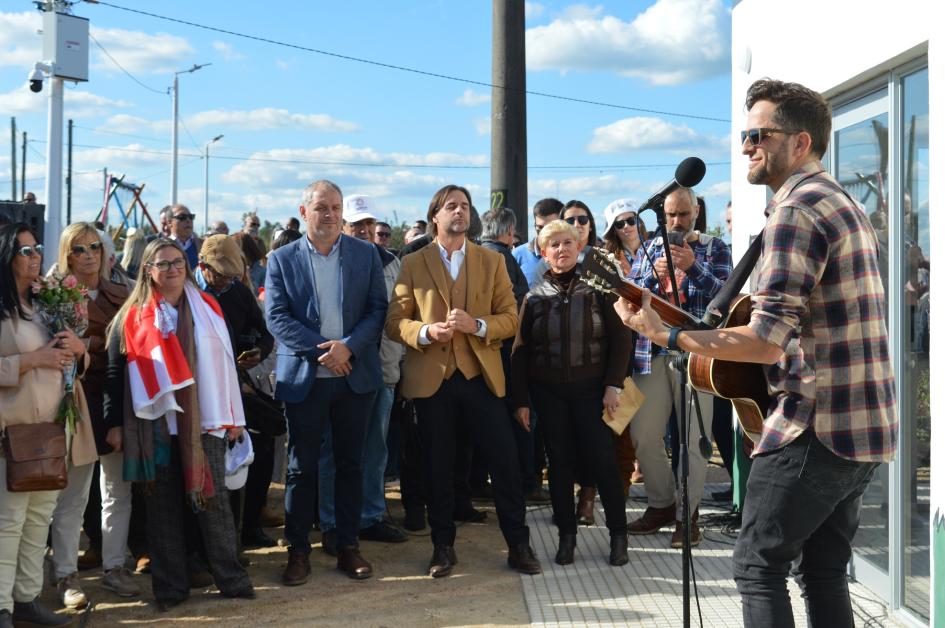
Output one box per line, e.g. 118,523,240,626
520,483,896,627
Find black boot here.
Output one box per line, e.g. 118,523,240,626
555,533,576,565
609,533,629,566
12,598,72,626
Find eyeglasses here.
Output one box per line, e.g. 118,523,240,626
172,213,196,221
740,127,797,147
376,231,392,238
564,215,590,226
70,242,103,257
612,217,637,230
16,244,43,257
204,264,238,282
148,257,187,272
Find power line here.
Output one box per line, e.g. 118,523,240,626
88,31,168,95
73,124,166,144
84,1,730,124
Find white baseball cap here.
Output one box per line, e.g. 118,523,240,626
343,194,378,224
224,431,255,491
602,198,638,236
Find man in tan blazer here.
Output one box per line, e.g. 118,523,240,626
386,184,541,579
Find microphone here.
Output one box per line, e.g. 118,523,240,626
640,157,707,212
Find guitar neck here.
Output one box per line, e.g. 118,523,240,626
612,280,704,331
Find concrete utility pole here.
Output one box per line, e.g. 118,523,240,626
203,134,223,234
170,63,210,205
490,0,528,239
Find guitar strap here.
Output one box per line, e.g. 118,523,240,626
700,229,765,329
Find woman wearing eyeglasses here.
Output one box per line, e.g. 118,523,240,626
0,223,90,627
104,239,254,611
46,223,140,609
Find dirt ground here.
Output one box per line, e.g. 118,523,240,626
47,484,534,628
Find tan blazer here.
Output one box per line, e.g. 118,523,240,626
385,241,518,399
0,311,97,466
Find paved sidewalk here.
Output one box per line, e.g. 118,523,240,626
521,483,894,627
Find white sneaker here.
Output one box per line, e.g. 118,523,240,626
56,572,88,609
102,567,141,597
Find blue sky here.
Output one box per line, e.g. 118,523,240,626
1,0,733,235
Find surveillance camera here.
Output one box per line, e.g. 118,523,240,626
28,67,43,93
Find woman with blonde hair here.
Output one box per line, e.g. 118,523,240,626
49,222,140,606
104,238,253,610
120,229,147,279
1,223,88,627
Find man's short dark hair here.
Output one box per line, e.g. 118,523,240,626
425,185,472,236
533,198,564,218
376,221,391,231
745,78,832,159
286,217,300,230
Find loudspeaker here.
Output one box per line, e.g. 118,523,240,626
0,202,46,244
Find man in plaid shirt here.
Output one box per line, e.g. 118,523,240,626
617,79,897,627
624,188,732,549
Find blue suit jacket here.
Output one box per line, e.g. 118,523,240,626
265,234,386,403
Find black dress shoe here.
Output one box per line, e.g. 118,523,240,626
554,533,576,565
402,508,426,531
155,598,187,613
337,546,373,580
711,487,734,502
242,527,277,548
321,529,338,557
359,520,408,543
507,543,542,575
12,599,73,626
453,505,487,523
609,533,629,566
428,545,458,578
221,587,257,599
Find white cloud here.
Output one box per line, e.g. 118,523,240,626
474,116,491,136
455,89,490,107
529,173,641,199
186,108,359,133
587,117,701,153
212,41,245,61
90,26,194,75
703,180,731,199
526,0,730,85
0,11,42,69
525,2,545,20
0,84,132,118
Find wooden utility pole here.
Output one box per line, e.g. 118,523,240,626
490,0,528,239
21,132,26,198
10,117,16,201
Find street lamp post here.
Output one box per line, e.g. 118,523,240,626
170,62,211,205
204,134,223,234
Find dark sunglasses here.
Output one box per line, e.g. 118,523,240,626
16,244,44,257
612,217,637,230
376,231,392,238
70,242,103,256
248,222,260,227
740,127,797,147
172,213,196,221
564,215,590,226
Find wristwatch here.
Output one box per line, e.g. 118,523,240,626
667,327,682,352
475,319,485,334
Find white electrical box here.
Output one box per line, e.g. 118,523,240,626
43,11,89,82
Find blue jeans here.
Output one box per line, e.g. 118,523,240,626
284,378,375,552
319,385,395,530
733,430,878,628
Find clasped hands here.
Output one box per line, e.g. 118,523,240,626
426,308,478,343
316,339,352,376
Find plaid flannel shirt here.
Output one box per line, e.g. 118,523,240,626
748,161,898,462
629,233,732,374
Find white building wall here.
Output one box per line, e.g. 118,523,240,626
731,1,941,625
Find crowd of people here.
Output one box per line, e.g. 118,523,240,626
0,78,897,628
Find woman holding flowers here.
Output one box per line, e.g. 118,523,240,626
0,223,90,628
48,223,140,608
104,239,253,611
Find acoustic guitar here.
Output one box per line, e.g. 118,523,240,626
578,247,769,443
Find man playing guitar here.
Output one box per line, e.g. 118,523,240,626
616,79,898,627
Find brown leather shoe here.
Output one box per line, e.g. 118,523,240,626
337,546,373,580
428,545,458,578
507,543,542,575
628,503,677,535
282,550,311,586
576,486,597,526
670,509,702,549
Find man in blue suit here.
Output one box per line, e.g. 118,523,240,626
265,179,387,585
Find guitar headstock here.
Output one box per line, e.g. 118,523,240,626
578,247,625,296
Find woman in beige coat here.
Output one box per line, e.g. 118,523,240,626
0,223,91,628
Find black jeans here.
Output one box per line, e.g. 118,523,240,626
733,430,878,628
413,373,529,549
531,378,627,536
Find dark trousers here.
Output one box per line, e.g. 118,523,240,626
531,378,628,536
733,430,878,628
242,430,275,532
396,398,426,514
284,377,374,551
145,435,251,604
712,396,734,480
413,373,529,548
82,462,102,552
